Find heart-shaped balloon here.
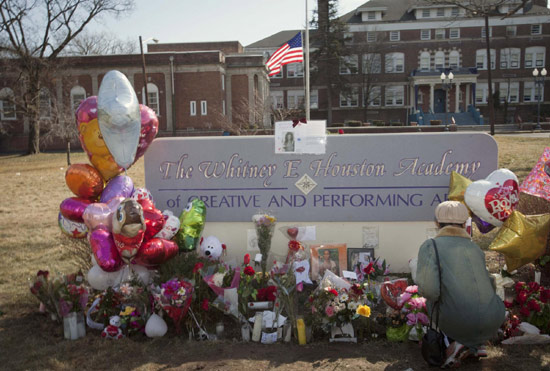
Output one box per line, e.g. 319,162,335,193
287,227,299,239
134,238,179,268
76,97,159,181
58,212,88,238
65,163,104,200
464,169,519,227
100,175,134,203
59,197,93,222
89,227,124,272
132,187,153,202
154,210,181,240
137,198,166,241
380,278,409,310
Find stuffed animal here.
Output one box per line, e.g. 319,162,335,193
199,236,226,260
101,315,124,339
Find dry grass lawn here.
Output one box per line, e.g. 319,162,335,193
1,135,549,370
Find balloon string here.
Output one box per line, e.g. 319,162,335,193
189,308,210,340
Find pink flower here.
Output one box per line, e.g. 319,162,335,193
406,312,417,326
405,285,418,294
409,297,427,310
325,305,335,317
416,312,429,326
398,292,412,307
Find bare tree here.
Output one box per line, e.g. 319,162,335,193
0,0,134,154
425,0,528,135
63,31,137,56
214,93,276,136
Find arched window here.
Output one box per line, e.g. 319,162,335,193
70,86,86,112
420,52,430,71
434,51,445,69
0,87,16,120
142,83,159,115
449,51,460,68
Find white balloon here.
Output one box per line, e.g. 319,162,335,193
154,210,181,240
130,264,153,285
97,70,141,169
86,265,123,290
145,313,167,338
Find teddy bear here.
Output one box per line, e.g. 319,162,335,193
101,315,124,339
199,236,226,261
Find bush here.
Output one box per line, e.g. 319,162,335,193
345,120,362,127
373,120,385,127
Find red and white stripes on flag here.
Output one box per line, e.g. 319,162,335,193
265,32,304,77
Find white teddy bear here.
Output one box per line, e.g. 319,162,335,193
199,236,226,260
101,315,124,339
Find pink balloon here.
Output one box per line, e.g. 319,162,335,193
83,203,113,231
76,96,98,124
90,228,123,272
135,238,178,268
100,175,134,203
59,197,92,222
135,105,159,160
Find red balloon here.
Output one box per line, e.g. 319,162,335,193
59,197,93,222
135,105,159,160
90,228,123,272
135,238,178,267
138,198,165,241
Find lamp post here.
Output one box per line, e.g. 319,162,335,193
533,67,547,130
139,36,159,106
440,71,454,131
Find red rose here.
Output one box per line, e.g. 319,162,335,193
288,240,302,252
37,270,49,278
244,254,250,265
527,299,541,313
516,290,528,305
540,288,550,303
504,300,513,308
201,298,209,311
363,262,375,276
519,305,531,317
244,266,255,276
528,282,540,293
329,289,338,296
514,281,526,293
192,262,204,274
308,296,314,303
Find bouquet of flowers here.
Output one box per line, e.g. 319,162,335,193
505,281,550,334
355,257,390,283
398,285,428,340
118,305,146,336
152,278,194,333
252,213,276,279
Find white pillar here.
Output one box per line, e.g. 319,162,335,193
430,83,435,113
164,71,173,132
455,82,461,113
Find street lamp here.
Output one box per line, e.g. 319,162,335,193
139,36,159,106
440,71,454,131
533,67,547,130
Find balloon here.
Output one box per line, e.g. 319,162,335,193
89,227,124,272
59,197,93,222
175,199,207,252
58,212,87,238
519,147,550,203
97,70,141,170
128,264,153,285
145,313,167,338
112,198,145,264
154,210,181,240
83,203,113,231
380,279,409,310
464,169,519,227
100,175,134,203
489,211,550,272
135,105,159,160
137,198,165,241
448,171,472,204
132,187,153,202
65,163,104,199
87,265,124,291
134,238,179,267
471,214,496,234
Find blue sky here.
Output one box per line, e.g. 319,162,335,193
91,0,368,47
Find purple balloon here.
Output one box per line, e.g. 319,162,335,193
100,175,134,203
83,202,113,232
59,197,92,222
472,214,496,234
89,227,123,272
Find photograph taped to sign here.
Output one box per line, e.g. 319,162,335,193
274,120,326,155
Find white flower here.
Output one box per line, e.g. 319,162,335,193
333,304,341,313
339,293,349,303
337,303,345,311
212,272,225,287
348,301,359,310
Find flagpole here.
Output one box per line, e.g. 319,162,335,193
305,0,310,121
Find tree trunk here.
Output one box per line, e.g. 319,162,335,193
25,71,42,154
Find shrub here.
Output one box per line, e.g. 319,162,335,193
373,120,385,127
345,120,362,127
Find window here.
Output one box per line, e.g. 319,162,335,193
422,9,430,18
344,33,354,44
367,32,376,42
449,28,460,39
476,49,496,70
389,31,400,41
39,88,51,119
451,7,459,16
271,91,284,109
288,90,305,109
340,88,359,107
499,82,519,103
142,83,159,115
481,27,492,38
287,63,304,78
365,86,381,106
449,50,460,68
435,51,445,69
362,53,381,74
270,68,283,78
200,100,207,115
190,101,196,116
385,52,404,73
420,51,431,71
385,86,404,106
525,46,545,68
221,75,225,90
523,82,543,102
531,24,541,35
367,11,376,20
500,48,520,69
339,55,358,74
474,83,494,104
435,29,445,40
421,29,431,40
437,8,445,17
310,90,319,109
506,26,517,36
0,87,16,120
418,91,424,104
70,85,86,112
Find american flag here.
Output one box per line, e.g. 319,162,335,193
265,32,304,77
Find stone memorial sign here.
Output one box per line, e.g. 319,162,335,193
145,133,498,222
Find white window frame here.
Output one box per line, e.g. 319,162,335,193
362,53,381,74
449,28,460,39
271,91,284,109
451,7,459,17
435,29,445,40
385,86,404,106
70,85,86,112
367,32,376,42
525,46,545,68
367,11,376,20
476,49,495,70
389,31,400,41
344,32,354,44
339,55,358,75
310,89,319,109
531,24,542,35
339,88,359,108
385,52,404,73
190,101,196,116
524,81,544,102
435,51,445,69
221,75,225,90
481,27,493,38
499,82,519,103
365,86,381,107
500,48,520,69
421,29,431,40
0,87,16,120
436,8,445,17
506,26,517,36
287,90,305,109
222,100,226,115
475,83,494,104
200,100,207,116
142,83,160,115
449,50,460,68
287,63,304,78
422,9,431,18
420,51,431,71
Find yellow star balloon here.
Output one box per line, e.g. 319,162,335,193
449,171,472,203
489,211,550,272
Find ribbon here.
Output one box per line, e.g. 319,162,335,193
292,118,307,128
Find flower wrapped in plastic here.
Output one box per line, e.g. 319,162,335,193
397,285,428,341
203,268,241,319
252,212,276,279
151,278,193,333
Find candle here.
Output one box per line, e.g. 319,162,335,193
296,317,306,345
252,312,263,342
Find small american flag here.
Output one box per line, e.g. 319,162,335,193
265,32,304,77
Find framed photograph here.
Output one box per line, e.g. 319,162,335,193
347,247,375,271
310,243,347,281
